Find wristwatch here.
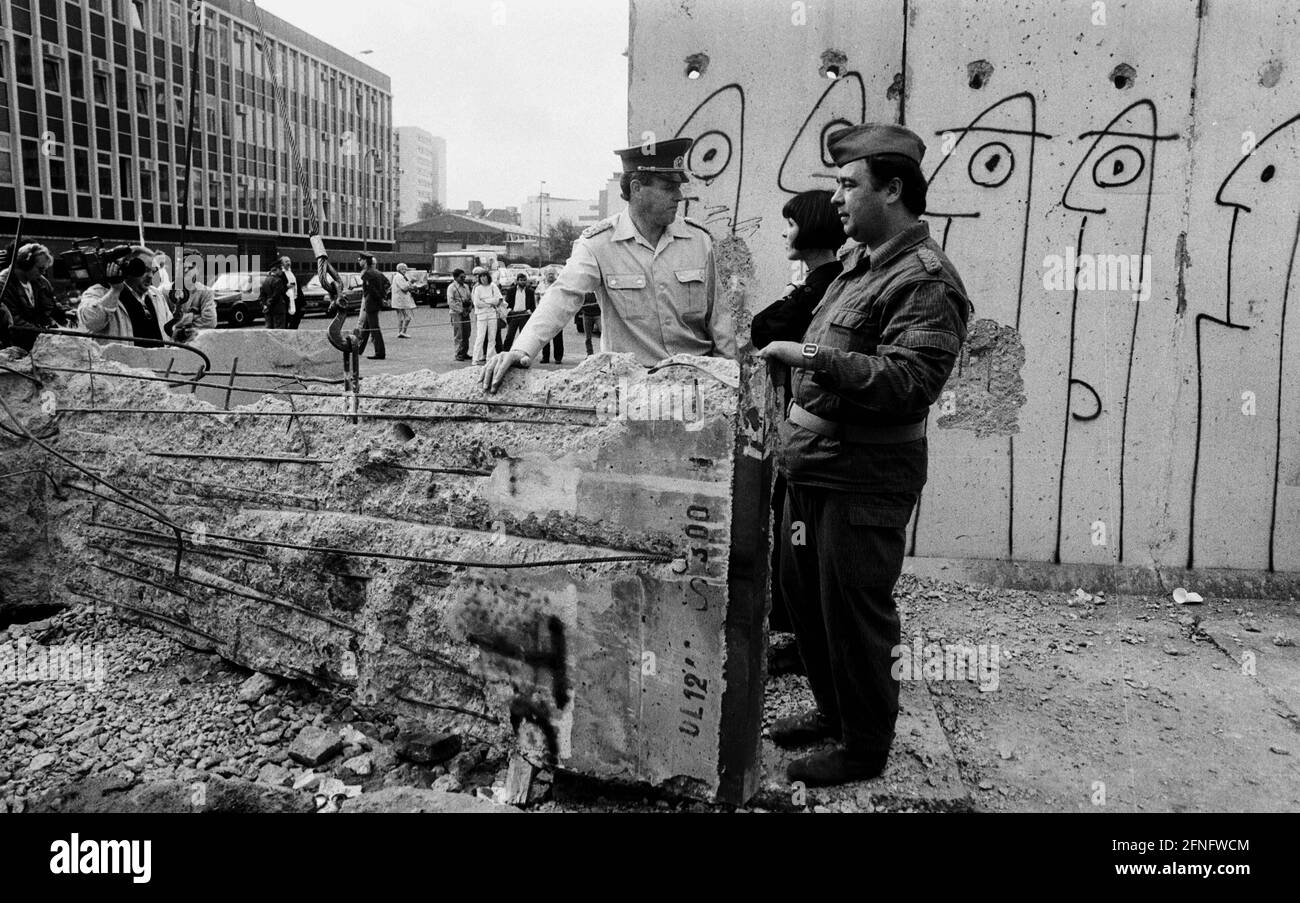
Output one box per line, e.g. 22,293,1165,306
516,350,532,368
801,342,819,364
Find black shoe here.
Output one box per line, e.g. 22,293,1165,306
455,355,471,361
367,355,386,360
770,710,840,748
787,746,888,787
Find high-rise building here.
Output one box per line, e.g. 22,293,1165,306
394,126,445,226
0,0,394,262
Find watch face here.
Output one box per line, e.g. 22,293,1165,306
802,343,817,357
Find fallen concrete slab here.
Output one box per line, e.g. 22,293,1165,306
6,335,772,804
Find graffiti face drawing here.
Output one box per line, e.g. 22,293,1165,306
910,92,1046,560
1054,100,1176,566
1191,113,1300,571
777,72,867,196
673,83,758,237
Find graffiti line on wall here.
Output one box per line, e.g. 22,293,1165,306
673,83,761,237
1054,100,1178,565
912,92,1049,559
1190,111,1300,572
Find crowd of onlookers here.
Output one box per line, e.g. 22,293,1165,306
443,264,597,365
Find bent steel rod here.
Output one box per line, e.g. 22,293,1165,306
0,395,186,575
93,518,675,569
36,328,212,377
38,364,599,413
56,406,599,427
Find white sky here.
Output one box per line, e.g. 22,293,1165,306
256,0,630,209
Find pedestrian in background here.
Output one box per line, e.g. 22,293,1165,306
280,256,303,329
357,253,389,359
391,263,417,338
470,266,502,365
535,265,563,364
165,257,218,344
260,261,290,329
447,268,472,361
502,272,535,350
580,291,600,357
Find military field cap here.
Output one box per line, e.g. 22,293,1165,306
615,137,692,183
827,123,926,167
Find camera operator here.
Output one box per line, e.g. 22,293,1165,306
76,245,172,347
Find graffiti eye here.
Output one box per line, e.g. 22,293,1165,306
966,141,1014,188
820,118,853,167
1091,144,1145,188
687,129,731,181
1261,164,1276,183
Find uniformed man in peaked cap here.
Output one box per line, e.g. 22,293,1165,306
757,123,972,786
482,136,736,391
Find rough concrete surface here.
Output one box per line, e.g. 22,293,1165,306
1,333,764,803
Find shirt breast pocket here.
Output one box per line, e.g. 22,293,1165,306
674,268,707,316
825,305,879,354
604,273,648,319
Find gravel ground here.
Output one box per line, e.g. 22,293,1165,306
4,569,1297,813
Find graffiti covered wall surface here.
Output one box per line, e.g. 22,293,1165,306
629,0,1300,574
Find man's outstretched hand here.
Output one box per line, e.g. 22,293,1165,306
755,340,805,368
481,349,529,394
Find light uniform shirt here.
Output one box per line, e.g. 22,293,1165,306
284,269,298,315
514,211,737,367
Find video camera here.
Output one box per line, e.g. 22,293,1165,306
58,237,136,292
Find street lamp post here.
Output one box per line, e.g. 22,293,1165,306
537,180,546,265
363,147,382,254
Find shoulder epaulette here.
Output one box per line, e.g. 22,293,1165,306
580,217,616,240
917,246,942,275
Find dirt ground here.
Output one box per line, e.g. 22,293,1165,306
4,567,1296,814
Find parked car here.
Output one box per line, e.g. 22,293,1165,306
209,271,265,327
299,271,364,314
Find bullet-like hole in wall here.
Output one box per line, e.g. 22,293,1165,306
391,422,416,442
1110,63,1136,90
684,52,709,80
819,49,848,81
967,59,994,90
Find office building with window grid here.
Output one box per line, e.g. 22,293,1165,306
0,0,394,265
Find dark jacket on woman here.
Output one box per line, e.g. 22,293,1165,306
750,259,843,349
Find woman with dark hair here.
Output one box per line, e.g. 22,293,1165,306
751,190,846,350
752,189,846,661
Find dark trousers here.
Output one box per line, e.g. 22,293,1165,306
495,318,507,353
582,313,600,355
540,330,564,364
779,481,917,754
451,309,470,358
355,308,385,358
503,312,530,350
287,307,305,330
266,305,288,329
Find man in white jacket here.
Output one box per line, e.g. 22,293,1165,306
77,247,173,346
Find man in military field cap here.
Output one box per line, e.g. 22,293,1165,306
757,122,973,786
482,136,736,391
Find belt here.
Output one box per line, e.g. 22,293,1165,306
787,403,925,444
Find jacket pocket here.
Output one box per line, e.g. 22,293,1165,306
605,273,648,319
824,305,878,354
675,268,706,315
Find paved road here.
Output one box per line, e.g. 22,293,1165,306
223,305,592,378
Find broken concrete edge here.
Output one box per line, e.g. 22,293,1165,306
904,555,1300,601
